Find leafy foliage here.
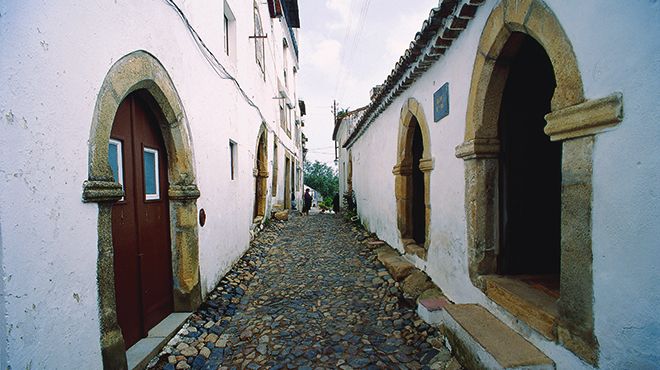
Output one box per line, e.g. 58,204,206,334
303,160,338,199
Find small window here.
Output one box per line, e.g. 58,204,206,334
223,1,236,60
143,147,160,200
109,139,124,200
279,104,286,131
254,1,265,78
229,140,237,180
283,38,289,88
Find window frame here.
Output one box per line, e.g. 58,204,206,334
143,146,161,201
109,138,125,201
254,1,265,78
229,140,237,180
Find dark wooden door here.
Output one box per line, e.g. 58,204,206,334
110,92,173,348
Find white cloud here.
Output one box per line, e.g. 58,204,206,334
325,0,353,30
307,37,343,76
385,10,432,59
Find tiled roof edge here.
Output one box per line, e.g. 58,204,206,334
342,0,484,149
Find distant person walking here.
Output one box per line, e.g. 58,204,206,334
332,193,340,214
303,189,313,216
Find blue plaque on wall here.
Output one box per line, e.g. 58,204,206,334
434,82,449,122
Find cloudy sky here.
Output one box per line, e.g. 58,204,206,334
297,0,438,166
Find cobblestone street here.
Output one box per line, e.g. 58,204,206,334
149,212,457,370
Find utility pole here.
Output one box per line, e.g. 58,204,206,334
333,99,338,163
332,99,338,124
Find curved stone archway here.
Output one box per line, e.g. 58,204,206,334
253,125,269,220
82,50,201,369
393,98,434,259
455,0,622,365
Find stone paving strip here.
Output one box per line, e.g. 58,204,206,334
148,213,462,370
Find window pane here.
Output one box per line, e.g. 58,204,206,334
143,148,159,199
109,143,119,182
229,141,236,180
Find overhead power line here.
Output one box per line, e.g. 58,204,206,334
162,0,268,124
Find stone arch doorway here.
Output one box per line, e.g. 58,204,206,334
455,0,623,364
253,127,269,221
82,51,202,369
393,98,433,259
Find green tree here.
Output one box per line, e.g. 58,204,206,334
303,160,338,198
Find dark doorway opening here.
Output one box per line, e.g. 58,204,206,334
254,132,267,219
284,157,291,209
411,117,426,246
498,33,561,284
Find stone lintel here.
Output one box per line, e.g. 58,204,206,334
455,139,500,159
544,93,623,141
169,184,201,200
82,180,123,203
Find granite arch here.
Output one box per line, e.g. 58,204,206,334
455,0,623,364
82,50,202,369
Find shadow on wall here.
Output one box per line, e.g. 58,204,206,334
0,214,6,369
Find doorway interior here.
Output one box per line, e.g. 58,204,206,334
496,33,561,297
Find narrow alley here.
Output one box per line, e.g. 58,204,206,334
148,212,456,370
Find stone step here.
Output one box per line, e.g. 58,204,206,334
440,304,555,370
417,287,452,324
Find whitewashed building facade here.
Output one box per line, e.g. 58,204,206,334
333,106,366,203
0,0,304,368
338,0,659,368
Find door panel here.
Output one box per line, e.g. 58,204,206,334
111,93,173,348
110,98,142,347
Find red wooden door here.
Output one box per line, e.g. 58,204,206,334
109,92,173,348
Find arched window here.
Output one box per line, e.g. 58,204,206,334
253,1,265,78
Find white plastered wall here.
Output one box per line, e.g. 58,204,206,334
349,1,660,368
0,0,303,367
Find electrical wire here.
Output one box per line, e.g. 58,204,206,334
163,0,269,125
333,0,372,102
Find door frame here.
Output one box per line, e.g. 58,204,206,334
253,125,269,219
82,50,202,369
393,98,434,258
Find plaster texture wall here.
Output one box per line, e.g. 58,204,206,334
348,1,660,368
0,0,303,367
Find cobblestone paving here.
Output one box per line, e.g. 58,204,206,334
149,213,456,370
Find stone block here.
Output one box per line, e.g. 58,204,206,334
418,287,445,303
484,276,558,340
402,271,435,300
273,210,289,221
375,246,399,261
176,204,198,228
404,243,427,260
442,304,554,370
380,255,415,281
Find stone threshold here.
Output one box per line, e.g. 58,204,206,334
483,275,559,340
440,304,555,370
126,312,192,370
